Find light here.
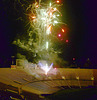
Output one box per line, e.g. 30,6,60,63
91,77,94,80
62,29,65,32
54,20,58,23
54,8,57,11
53,15,56,18
58,33,61,37
50,12,52,16
66,39,69,43
73,58,75,60
56,0,60,3
48,77,52,79
57,14,60,16
36,5,39,8
38,61,53,75
41,18,46,20
14,0,65,68
45,64,49,75
47,25,52,34
50,2,51,6
46,42,48,49
76,76,79,80
31,16,36,19
62,76,65,79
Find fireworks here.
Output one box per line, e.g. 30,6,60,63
13,0,65,75
14,0,62,51
38,61,53,75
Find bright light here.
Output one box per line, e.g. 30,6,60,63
31,16,36,19
38,61,53,75
62,29,65,32
14,0,65,69
41,18,46,20
62,76,65,79
56,0,60,3
58,33,61,37
50,12,52,16
54,20,58,23
50,2,51,6
91,77,94,80
53,15,56,18
45,64,49,75
76,76,79,80
36,5,39,8
57,14,60,16
54,8,57,11
47,25,52,34
46,42,48,49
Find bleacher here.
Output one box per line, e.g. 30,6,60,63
0,68,97,99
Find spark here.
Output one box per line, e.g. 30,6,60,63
54,8,57,11
46,42,48,50
38,62,53,75
31,16,36,19
56,0,60,3
50,2,51,7
36,5,39,8
57,14,60,16
13,0,65,66
62,29,65,32
58,33,61,37
46,25,52,34
54,20,58,23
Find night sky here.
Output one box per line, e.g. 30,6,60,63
0,0,97,68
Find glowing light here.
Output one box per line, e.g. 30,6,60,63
50,12,52,16
62,76,65,79
58,33,61,37
57,14,60,16
62,29,65,32
54,8,57,11
46,42,48,49
41,18,46,20
36,5,39,8
31,16,36,19
76,76,79,80
73,58,75,60
47,25,52,34
13,0,66,68
45,64,49,75
38,61,53,75
66,39,69,43
50,2,51,6
53,15,56,18
54,20,58,23
56,0,60,3
91,77,94,80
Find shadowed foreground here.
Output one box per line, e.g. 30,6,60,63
45,87,97,100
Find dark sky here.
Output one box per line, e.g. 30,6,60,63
0,0,97,68
62,0,97,67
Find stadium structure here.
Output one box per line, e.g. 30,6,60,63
0,59,97,100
